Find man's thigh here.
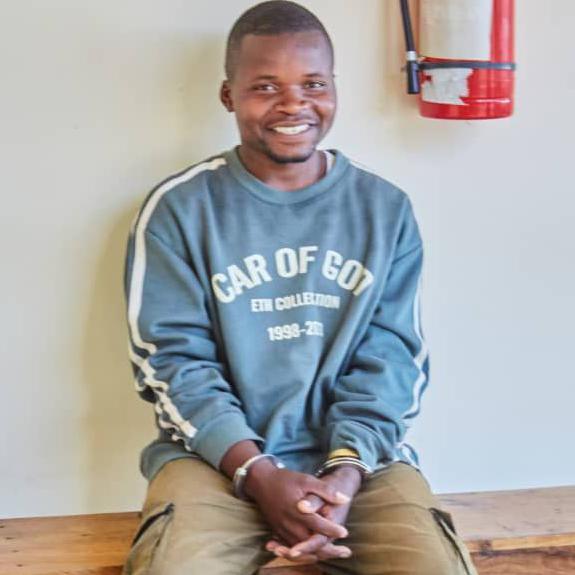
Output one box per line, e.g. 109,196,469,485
122,457,272,575
321,462,477,575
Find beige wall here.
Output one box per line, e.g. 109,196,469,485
1,1,573,518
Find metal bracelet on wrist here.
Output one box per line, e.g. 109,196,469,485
316,456,373,479
232,453,285,500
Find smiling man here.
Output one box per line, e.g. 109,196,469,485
221,22,336,182
122,2,477,575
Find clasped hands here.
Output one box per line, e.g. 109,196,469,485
244,463,362,563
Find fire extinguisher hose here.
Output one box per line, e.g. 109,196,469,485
399,0,420,94
419,61,516,71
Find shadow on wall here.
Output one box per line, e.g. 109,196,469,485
81,36,228,513
82,202,150,512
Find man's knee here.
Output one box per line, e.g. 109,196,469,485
123,492,270,575
329,532,474,575
332,501,476,575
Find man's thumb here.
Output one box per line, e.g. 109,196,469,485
297,495,324,514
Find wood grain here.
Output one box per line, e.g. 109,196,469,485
472,545,575,575
438,486,575,553
1,486,575,575
0,513,138,575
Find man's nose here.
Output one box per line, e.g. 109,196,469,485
275,86,309,114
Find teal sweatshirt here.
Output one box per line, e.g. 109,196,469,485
125,148,428,482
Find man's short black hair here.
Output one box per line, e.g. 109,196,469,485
225,1,334,79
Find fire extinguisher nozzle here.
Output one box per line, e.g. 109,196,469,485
406,61,420,95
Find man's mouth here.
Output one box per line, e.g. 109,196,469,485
271,124,311,135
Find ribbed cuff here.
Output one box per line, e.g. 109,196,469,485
192,413,264,470
328,420,389,470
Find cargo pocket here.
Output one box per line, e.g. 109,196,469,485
122,502,175,575
430,508,477,575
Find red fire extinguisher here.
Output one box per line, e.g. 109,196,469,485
400,0,515,119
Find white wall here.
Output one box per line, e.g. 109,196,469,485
1,0,573,518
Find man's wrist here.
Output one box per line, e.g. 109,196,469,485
220,440,262,479
315,447,373,479
243,457,282,500
322,465,362,495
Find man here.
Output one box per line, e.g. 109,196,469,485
123,2,477,574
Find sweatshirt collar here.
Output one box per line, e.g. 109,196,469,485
225,147,349,205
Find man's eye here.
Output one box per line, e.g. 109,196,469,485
254,84,276,92
305,81,327,89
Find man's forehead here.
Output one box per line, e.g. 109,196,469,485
234,31,333,74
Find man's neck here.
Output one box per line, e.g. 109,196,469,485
237,147,326,192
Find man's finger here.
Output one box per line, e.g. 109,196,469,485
285,552,320,563
266,538,294,558
287,533,328,558
274,545,292,557
306,477,350,505
284,537,353,561
265,539,290,557
316,542,352,560
297,494,324,514
266,540,281,553
301,511,348,540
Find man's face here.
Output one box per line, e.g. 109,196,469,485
221,31,336,165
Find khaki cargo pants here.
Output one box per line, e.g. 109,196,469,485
122,458,477,575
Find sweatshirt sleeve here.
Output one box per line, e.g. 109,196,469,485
125,224,263,471
324,198,429,470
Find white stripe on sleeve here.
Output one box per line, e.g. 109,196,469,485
127,157,226,441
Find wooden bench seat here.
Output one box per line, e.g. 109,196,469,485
1,486,574,575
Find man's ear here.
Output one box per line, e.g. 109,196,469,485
220,80,234,112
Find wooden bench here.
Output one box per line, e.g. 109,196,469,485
1,486,574,575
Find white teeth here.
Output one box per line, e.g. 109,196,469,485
273,124,310,135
